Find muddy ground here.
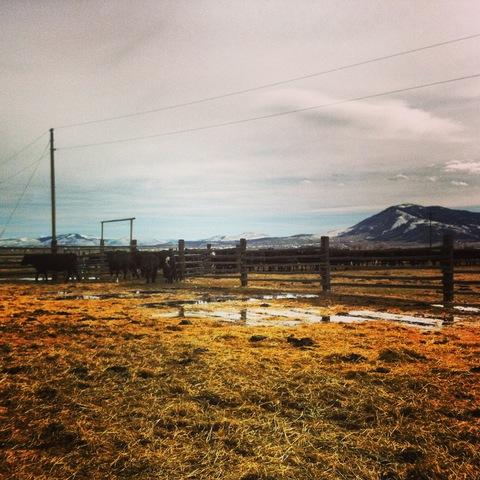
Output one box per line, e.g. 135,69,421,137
1,277,479,479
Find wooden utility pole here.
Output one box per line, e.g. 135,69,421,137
429,210,433,248
50,128,57,253
239,238,248,286
320,236,331,292
178,239,186,281
442,234,454,304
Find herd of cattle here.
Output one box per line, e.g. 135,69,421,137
21,250,177,283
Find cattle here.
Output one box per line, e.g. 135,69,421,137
21,253,79,282
138,253,160,283
105,251,138,281
163,256,177,283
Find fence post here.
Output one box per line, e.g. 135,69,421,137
99,238,106,280
178,239,186,281
206,243,212,274
130,238,137,253
240,238,248,286
442,234,454,304
320,236,331,292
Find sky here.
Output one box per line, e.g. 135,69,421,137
1,0,480,241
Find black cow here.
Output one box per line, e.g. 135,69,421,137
21,253,79,282
105,251,138,281
163,256,177,283
139,253,159,283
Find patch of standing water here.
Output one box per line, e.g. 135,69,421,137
432,304,480,313
347,310,445,329
142,293,319,308
260,294,319,300
51,289,450,329
153,306,446,329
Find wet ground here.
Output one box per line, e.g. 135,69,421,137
50,287,475,330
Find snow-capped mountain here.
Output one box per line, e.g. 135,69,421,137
337,204,480,244
204,232,270,243
39,233,100,246
0,233,170,248
2,205,479,248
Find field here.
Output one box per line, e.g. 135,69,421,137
1,277,479,479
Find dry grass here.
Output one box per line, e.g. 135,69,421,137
0,279,479,479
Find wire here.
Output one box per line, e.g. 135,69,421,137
55,33,480,130
0,150,50,186
0,142,49,238
57,73,479,150
0,131,49,167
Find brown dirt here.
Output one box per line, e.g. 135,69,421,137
1,278,479,479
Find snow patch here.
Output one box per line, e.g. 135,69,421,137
204,232,270,242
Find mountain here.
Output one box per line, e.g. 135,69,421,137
2,205,479,248
0,233,172,248
183,233,327,248
203,232,270,243
38,233,101,246
337,204,480,245
0,231,321,249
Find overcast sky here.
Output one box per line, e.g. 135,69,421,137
1,1,480,241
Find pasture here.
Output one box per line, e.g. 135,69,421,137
1,277,479,479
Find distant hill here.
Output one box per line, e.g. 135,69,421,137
2,205,479,248
0,233,173,248
0,231,322,249
337,204,480,245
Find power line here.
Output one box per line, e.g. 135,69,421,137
0,147,50,186
0,142,49,238
55,33,480,130
0,131,49,167
57,73,480,150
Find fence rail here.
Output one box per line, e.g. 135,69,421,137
1,234,479,305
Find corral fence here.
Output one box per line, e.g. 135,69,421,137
1,234,479,306
182,235,480,307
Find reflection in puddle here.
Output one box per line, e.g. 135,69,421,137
143,293,319,309
347,310,445,328
52,290,449,329
432,304,480,313
56,294,129,300
55,291,319,304
153,307,445,329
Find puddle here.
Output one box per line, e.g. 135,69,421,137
259,294,319,300
347,310,445,329
55,290,171,300
50,290,449,329
143,295,238,308
143,293,446,329
153,306,446,329
51,291,320,307
55,294,133,300
142,293,318,309
432,304,480,313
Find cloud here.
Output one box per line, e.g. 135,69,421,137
444,160,480,174
262,88,464,140
451,181,469,187
389,174,408,181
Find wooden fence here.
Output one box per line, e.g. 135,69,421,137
181,234,480,306
1,235,480,305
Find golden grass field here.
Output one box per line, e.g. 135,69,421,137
1,277,479,479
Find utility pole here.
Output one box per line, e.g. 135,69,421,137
429,210,433,248
50,128,57,253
